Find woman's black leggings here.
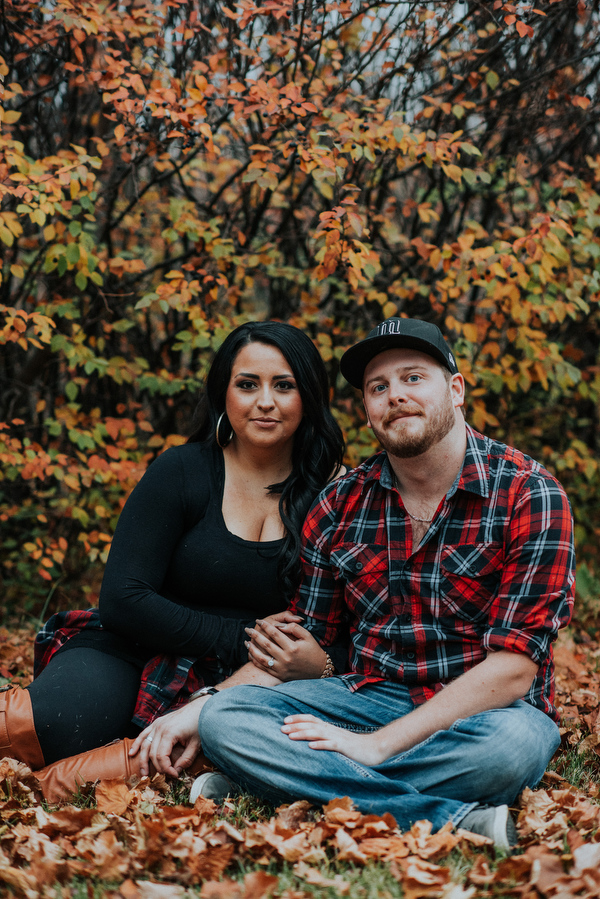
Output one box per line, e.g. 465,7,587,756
27,648,143,765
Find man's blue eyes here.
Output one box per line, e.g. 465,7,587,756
372,375,422,392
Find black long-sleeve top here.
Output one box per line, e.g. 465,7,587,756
99,441,285,670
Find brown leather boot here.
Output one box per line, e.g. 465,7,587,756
33,738,214,803
0,686,45,770
34,737,142,802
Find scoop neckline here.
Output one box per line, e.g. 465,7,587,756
215,446,285,548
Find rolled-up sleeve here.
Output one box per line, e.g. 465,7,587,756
482,470,575,661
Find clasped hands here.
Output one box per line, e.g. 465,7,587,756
243,609,328,680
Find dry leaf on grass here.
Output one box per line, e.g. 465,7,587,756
294,861,351,893
96,779,134,815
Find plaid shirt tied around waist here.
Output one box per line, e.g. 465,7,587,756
34,609,220,727
292,425,575,721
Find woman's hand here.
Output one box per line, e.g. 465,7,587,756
245,617,328,681
281,714,387,767
129,696,211,777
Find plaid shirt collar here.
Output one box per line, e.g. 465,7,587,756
361,423,491,500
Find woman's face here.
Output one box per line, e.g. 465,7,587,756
225,341,304,452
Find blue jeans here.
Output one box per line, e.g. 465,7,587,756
198,678,560,832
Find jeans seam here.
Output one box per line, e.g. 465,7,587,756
390,727,442,763
337,725,379,734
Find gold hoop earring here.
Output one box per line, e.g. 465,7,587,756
216,412,233,449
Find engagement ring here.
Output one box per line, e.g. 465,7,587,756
145,734,153,744
267,657,275,668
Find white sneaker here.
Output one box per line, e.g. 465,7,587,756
459,804,518,853
189,771,236,803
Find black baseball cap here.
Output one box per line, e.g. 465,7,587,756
340,317,459,389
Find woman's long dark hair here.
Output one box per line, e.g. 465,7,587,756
188,321,345,600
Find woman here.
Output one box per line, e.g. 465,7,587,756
0,321,345,800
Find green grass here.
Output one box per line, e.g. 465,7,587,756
547,746,600,794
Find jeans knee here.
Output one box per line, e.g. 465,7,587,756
199,685,266,763
456,705,559,803
495,708,558,777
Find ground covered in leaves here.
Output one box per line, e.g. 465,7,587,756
1,626,599,899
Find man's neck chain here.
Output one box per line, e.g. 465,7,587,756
405,509,434,523
392,471,435,524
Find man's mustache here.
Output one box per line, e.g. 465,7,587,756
382,408,423,426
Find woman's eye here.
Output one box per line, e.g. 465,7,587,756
238,380,257,389
275,381,296,390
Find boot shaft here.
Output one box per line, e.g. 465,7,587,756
0,686,45,770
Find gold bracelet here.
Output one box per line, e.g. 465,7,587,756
320,653,335,678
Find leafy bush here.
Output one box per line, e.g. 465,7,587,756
1,0,599,620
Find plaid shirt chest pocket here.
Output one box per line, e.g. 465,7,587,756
439,543,504,622
330,543,389,616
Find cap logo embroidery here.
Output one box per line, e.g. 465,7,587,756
377,320,402,336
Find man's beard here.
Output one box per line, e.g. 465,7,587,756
371,391,456,459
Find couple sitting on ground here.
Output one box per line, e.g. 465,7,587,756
1,318,574,854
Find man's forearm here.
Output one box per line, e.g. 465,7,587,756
214,661,282,690
374,650,538,761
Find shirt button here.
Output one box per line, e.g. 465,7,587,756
354,562,363,571
402,613,412,622
406,652,415,660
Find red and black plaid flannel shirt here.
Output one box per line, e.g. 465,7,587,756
291,425,575,721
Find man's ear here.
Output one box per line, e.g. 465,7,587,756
450,373,465,408
362,395,372,428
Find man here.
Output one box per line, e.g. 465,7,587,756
203,318,575,851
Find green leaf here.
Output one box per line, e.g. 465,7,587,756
75,271,87,290
66,243,80,264
112,319,135,333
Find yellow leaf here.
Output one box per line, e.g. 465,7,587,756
10,264,24,278
0,226,14,247
463,323,478,342
114,123,125,142
3,110,21,124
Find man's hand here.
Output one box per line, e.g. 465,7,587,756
129,697,209,777
281,714,387,767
